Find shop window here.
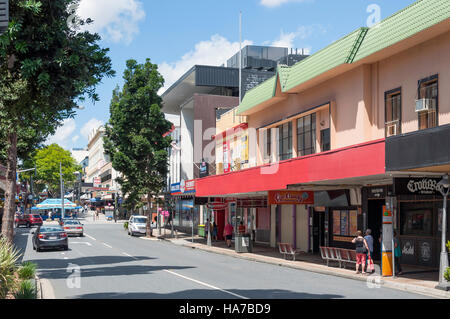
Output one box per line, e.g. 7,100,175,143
385,88,402,137
277,122,292,161
333,210,358,237
297,114,316,156
417,75,438,130
401,209,433,236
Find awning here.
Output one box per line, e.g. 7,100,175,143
32,198,78,210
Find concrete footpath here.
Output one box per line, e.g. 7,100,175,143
151,227,450,299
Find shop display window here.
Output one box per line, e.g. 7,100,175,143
401,209,432,236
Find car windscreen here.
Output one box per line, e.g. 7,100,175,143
133,218,147,224
40,227,63,233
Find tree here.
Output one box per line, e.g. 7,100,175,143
22,144,81,198
0,0,114,242
104,59,172,237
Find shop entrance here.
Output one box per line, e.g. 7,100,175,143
312,210,325,253
368,199,384,261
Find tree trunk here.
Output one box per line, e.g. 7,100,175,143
146,193,153,237
1,132,18,244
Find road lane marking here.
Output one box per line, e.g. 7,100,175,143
84,234,96,241
122,252,138,260
163,270,248,299
70,242,92,246
102,243,113,248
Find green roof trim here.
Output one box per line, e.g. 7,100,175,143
237,0,450,115
284,27,368,92
237,75,277,115
353,0,450,62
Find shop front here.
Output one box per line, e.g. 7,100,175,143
394,177,449,268
171,179,200,234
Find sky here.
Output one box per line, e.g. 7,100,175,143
46,0,417,151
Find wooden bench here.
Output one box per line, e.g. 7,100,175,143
319,246,357,268
279,243,302,261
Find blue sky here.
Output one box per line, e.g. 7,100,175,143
47,0,416,151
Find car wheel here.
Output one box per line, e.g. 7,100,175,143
63,245,69,251
27,222,31,228
80,233,84,237
36,246,41,252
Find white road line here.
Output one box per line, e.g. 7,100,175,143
163,270,248,300
102,243,113,248
84,234,96,241
71,242,92,246
122,252,138,260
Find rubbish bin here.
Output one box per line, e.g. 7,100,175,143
198,225,205,238
235,234,253,253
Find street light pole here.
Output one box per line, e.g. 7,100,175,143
437,174,450,291
60,162,65,219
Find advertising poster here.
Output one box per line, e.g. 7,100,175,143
333,210,340,235
340,210,349,236
349,210,357,236
241,134,249,164
223,141,230,173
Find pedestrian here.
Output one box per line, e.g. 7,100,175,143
212,221,218,241
223,222,233,248
95,208,99,221
238,221,245,234
394,230,403,275
364,229,374,272
352,230,370,274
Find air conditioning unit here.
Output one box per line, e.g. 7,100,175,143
415,98,436,112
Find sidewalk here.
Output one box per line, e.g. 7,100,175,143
154,228,450,299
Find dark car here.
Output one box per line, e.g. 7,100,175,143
15,213,43,228
32,225,68,252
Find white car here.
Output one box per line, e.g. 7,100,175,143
128,216,152,236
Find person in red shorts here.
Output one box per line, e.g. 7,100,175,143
352,230,370,274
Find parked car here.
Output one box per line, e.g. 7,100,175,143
127,215,152,236
15,213,43,228
59,217,75,226
62,219,84,237
32,225,68,252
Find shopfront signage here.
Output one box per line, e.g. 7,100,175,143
394,177,443,196
367,186,386,199
382,206,392,224
333,236,353,243
171,179,196,195
268,190,314,205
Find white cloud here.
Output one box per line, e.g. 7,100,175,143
270,25,327,52
158,34,253,94
76,0,146,44
46,119,77,149
72,135,80,143
81,118,104,140
260,0,312,8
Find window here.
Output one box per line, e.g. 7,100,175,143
297,114,316,156
320,128,330,152
263,129,271,160
418,75,438,130
385,88,402,137
277,122,292,161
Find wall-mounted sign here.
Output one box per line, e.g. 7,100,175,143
367,186,386,199
93,177,101,187
394,177,443,196
171,179,195,195
333,236,354,243
268,190,314,205
199,162,209,178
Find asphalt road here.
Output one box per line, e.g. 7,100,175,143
14,219,432,299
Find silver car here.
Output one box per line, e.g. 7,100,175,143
128,216,151,236
62,219,84,237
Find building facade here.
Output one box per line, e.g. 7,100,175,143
195,0,450,268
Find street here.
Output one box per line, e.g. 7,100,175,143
14,216,431,299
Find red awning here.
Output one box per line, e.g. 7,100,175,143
196,139,386,197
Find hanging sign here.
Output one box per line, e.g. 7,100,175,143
394,177,443,195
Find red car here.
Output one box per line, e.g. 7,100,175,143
15,214,43,228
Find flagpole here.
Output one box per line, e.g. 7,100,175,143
239,11,242,104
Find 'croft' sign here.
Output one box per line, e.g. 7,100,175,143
394,177,445,196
